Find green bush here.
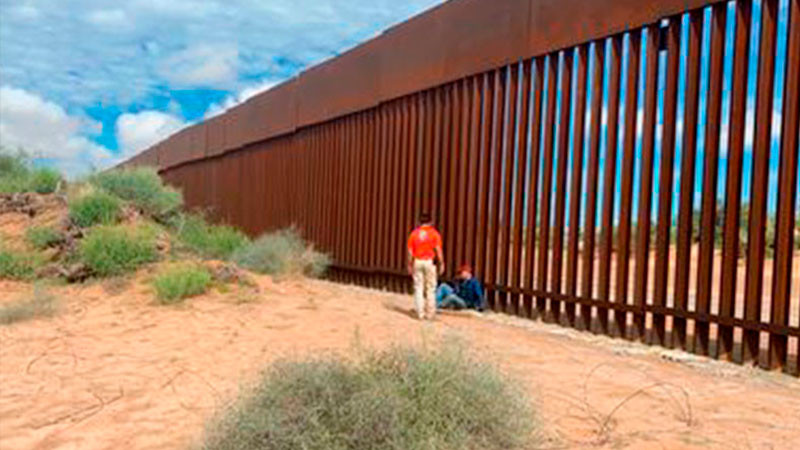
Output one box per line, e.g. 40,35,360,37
232,228,329,277
0,151,62,194
90,168,182,219
79,225,159,277
0,285,58,325
152,264,212,304
0,175,28,194
203,343,534,450
0,150,27,175
0,151,33,194
69,191,121,228
0,250,39,280
28,168,62,194
172,213,249,260
25,226,62,250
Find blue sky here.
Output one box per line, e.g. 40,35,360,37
0,0,795,223
0,0,443,176
492,0,793,231
550,0,795,224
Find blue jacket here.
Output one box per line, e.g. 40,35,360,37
448,277,484,310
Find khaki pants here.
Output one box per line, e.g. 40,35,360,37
412,259,437,320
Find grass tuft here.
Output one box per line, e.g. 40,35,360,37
0,151,62,194
69,190,121,228
232,228,329,278
171,213,249,260
0,249,40,280
25,226,62,250
90,168,182,220
203,343,535,450
28,168,62,194
79,225,159,277
0,285,59,325
152,264,212,304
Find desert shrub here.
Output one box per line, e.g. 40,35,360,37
0,151,33,193
0,285,58,325
0,150,27,174
172,213,249,260
152,264,212,304
0,151,62,194
232,228,329,277
25,226,62,250
28,168,62,194
0,249,39,280
0,174,28,194
90,168,182,219
79,225,158,277
203,343,534,450
69,190,121,228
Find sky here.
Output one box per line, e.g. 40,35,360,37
553,0,795,223
0,0,796,223
0,0,443,176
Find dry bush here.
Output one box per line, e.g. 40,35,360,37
232,228,329,278
203,342,536,450
0,285,59,325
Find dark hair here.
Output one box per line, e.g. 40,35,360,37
419,212,432,224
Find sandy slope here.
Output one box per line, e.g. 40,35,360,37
1,274,798,450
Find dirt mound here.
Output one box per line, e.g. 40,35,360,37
0,192,171,282
203,260,258,286
0,192,65,218
0,193,68,249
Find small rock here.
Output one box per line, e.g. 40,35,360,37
59,263,92,283
204,260,258,287
119,205,141,224
36,263,64,279
155,233,171,255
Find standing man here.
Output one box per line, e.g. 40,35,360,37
407,212,444,320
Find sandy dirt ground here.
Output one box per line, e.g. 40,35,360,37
1,274,799,450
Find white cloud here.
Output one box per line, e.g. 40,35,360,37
204,78,281,118
9,4,40,20
0,86,111,177
0,0,445,173
0,86,189,176
86,9,129,28
116,110,187,156
131,0,223,18
157,44,239,88
0,0,444,107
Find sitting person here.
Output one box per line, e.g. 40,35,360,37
435,264,485,311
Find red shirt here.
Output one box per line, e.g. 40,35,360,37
407,225,442,260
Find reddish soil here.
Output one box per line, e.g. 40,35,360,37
0,193,67,252
1,274,798,449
